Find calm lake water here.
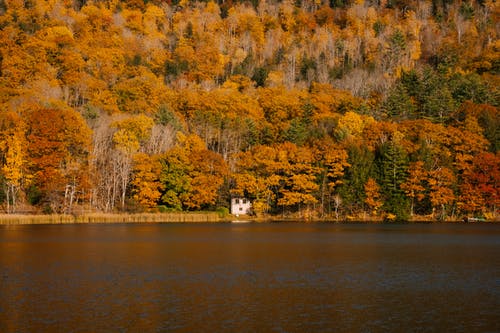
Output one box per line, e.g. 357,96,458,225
0,223,499,332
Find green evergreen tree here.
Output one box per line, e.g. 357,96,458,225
338,144,375,214
381,83,416,121
376,138,409,220
418,68,457,123
448,73,498,107
401,69,421,98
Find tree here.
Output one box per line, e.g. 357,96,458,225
452,101,499,153
274,142,320,217
0,111,29,213
458,152,499,216
376,131,409,219
111,115,155,209
335,111,375,142
257,87,305,143
364,178,382,216
338,143,375,215
278,173,319,216
400,161,427,217
380,83,417,120
160,146,192,211
458,182,485,216
285,112,312,146
25,106,91,213
131,153,164,209
112,115,155,154
113,70,167,115
185,146,228,210
160,134,228,211
417,68,457,123
311,138,350,217
428,167,456,220
1,133,29,213
383,29,407,75
231,145,281,216
0,0,496,218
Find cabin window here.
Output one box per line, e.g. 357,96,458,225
235,199,240,204
242,199,247,204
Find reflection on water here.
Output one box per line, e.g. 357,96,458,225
0,223,499,332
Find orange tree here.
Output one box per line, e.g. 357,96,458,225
364,178,383,217
274,142,320,217
458,152,500,217
131,153,164,210
25,105,92,213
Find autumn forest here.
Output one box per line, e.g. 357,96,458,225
0,0,498,221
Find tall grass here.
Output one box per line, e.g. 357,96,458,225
0,212,223,225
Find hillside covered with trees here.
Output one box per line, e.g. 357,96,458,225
0,0,498,220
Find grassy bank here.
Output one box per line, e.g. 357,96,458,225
0,213,497,225
0,212,224,225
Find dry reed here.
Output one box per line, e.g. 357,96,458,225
0,212,223,225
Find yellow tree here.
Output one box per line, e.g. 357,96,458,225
257,87,305,141
231,172,276,216
131,153,164,210
2,133,29,213
279,174,318,211
113,69,167,115
364,177,382,216
0,111,29,213
112,115,155,154
336,111,375,142
311,138,350,217
111,115,155,209
231,145,281,216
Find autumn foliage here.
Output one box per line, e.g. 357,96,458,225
0,0,498,220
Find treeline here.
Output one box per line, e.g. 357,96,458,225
0,0,498,220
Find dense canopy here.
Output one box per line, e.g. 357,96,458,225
0,0,498,220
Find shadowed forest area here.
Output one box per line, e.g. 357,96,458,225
0,0,498,221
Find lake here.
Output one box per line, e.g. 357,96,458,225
0,223,499,332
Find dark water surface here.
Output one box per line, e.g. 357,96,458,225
0,223,499,332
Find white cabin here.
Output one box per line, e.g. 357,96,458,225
231,197,252,216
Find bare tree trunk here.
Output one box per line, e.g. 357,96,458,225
69,184,75,214
333,195,342,221
64,185,69,213
10,186,14,214
320,173,327,218
5,185,10,214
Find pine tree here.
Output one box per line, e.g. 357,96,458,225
338,144,375,214
381,83,416,121
376,134,409,220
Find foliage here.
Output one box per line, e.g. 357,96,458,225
364,178,382,216
0,0,497,220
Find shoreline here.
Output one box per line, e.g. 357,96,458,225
0,213,497,225
0,212,223,225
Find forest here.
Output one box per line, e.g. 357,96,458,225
0,0,498,221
